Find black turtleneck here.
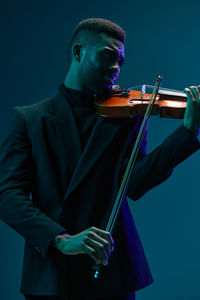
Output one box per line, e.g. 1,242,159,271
58,83,98,150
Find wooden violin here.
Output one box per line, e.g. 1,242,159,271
95,84,187,119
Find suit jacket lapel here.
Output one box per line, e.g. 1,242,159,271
64,117,121,201
49,89,122,201
50,92,82,175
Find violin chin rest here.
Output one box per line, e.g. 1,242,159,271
112,84,121,91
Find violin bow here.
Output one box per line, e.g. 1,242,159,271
93,75,163,279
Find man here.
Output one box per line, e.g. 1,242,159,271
0,18,200,300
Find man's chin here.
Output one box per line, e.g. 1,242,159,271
94,84,113,99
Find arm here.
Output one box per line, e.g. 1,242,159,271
127,125,200,200
0,108,66,259
0,108,114,265
127,85,200,200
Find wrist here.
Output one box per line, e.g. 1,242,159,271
53,231,70,249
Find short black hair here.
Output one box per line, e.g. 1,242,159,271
67,18,126,66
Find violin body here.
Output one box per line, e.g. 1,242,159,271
95,89,187,119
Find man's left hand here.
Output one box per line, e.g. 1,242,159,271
184,85,200,137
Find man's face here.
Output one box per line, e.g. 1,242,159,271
78,32,125,97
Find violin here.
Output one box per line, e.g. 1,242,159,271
95,84,187,119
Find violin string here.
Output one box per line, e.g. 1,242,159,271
127,84,186,94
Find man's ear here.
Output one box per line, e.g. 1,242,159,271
72,43,83,62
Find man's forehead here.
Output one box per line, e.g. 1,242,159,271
95,32,124,53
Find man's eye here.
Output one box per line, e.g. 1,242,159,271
102,52,124,67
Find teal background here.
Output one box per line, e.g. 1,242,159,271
1,0,200,299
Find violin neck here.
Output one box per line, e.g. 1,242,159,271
158,88,186,99
134,84,187,101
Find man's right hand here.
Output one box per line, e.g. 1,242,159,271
53,226,114,266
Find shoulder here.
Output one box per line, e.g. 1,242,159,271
15,97,53,117
13,97,56,134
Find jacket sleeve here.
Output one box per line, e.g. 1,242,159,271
127,125,200,201
0,108,66,259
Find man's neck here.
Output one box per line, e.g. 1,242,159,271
64,63,84,92
64,69,94,98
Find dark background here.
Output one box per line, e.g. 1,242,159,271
1,0,200,299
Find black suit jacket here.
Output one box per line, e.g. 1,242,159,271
0,86,199,298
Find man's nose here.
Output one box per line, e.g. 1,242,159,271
110,63,120,73
109,63,120,79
